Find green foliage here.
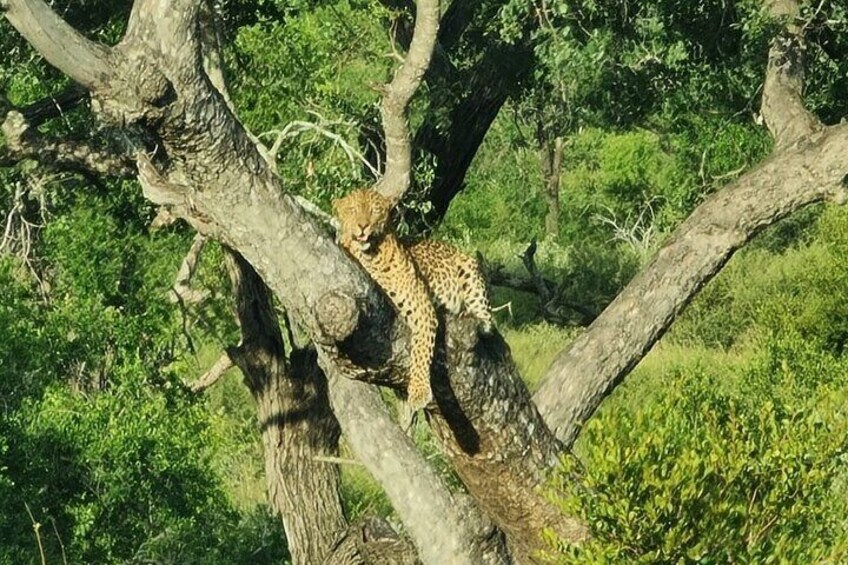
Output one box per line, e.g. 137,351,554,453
229,0,392,205
544,205,848,562
501,322,581,389
548,333,848,562
3,0,848,562
673,206,848,351
0,183,272,562
1,378,287,564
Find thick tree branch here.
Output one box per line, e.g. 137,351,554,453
2,0,113,89
326,371,510,564
374,0,440,203
533,0,843,448
761,0,822,149
427,316,589,558
534,124,848,447
224,250,351,564
9,8,554,558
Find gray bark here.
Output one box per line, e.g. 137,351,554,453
375,0,440,203
539,132,564,237
2,0,512,560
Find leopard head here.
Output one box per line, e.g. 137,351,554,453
332,189,392,252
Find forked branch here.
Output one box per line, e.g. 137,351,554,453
2,111,135,176
374,0,441,203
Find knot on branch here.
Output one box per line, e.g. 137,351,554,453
315,290,360,342
769,33,805,75
2,111,30,151
827,183,848,206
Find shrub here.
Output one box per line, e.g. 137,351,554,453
547,332,848,562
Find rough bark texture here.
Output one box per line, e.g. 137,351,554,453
7,0,848,562
761,0,820,150
379,0,533,226
327,371,511,564
325,517,419,565
225,251,349,564
428,316,588,561
374,0,440,203
3,0,514,560
534,126,848,446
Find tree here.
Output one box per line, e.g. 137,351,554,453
2,0,848,562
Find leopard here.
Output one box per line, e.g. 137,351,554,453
332,188,494,411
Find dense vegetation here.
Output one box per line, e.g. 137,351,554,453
2,0,848,562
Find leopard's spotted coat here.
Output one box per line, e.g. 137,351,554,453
333,189,493,410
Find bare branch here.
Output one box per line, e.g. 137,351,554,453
374,0,441,203
261,117,380,179
3,0,113,90
294,194,339,230
0,179,50,297
189,352,233,392
2,111,135,176
761,0,822,149
169,233,210,305
326,370,510,563
16,84,88,127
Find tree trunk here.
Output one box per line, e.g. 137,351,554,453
539,133,564,238
225,251,348,564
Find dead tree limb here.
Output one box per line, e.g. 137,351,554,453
169,233,210,305
188,352,233,392
1,111,135,176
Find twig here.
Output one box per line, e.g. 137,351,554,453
23,502,46,565
261,117,379,179
491,301,513,320
49,516,68,565
521,238,553,306
313,455,366,467
169,233,210,305
189,352,234,392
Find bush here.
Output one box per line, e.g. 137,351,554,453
673,206,848,351
547,332,848,562
1,376,288,564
